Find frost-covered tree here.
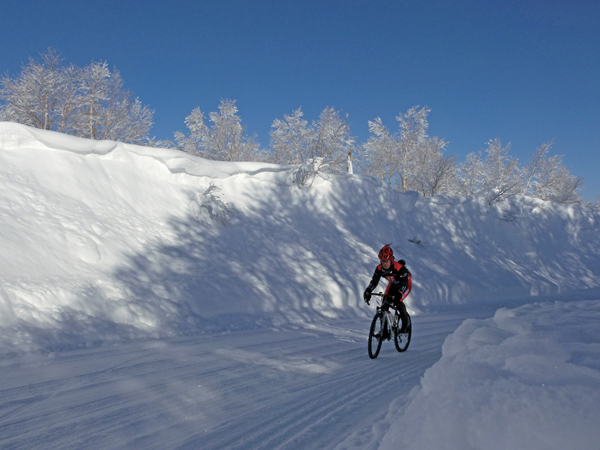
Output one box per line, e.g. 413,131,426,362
55,64,82,134
364,106,445,193
77,61,111,139
76,62,153,143
397,106,430,192
527,154,583,204
456,150,486,195
312,107,355,174
521,142,553,195
520,142,583,204
479,138,522,204
270,107,354,186
363,117,401,189
0,49,154,144
175,99,260,161
362,106,586,203
0,49,72,131
411,137,457,196
455,139,584,205
541,168,583,204
269,108,312,165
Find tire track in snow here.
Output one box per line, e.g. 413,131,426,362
0,313,475,450
175,315,465,450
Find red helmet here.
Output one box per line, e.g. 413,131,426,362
378,245,394,261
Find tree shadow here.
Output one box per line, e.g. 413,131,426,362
3,169,599,356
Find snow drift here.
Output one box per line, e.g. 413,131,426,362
377,300,600,450
1,122,599,355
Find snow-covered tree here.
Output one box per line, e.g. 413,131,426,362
312,107,355,174
521,141,553,195
479,138,522,204
270,107,354,186
363,117,401,189
0,49,71,131
175,99,260,161
456,150,486,195
269,108,312,165
76,61,111,139
541,167,583,204
520,142,583,204
411,137,457,196
364,106,445,194
76,62,153,143
397,106,430,192
455,140,585,205
55,63,82,135
0,50,154,144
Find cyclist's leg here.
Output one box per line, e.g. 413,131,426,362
402,276,412,332
397,301,409,333
393,278,411,333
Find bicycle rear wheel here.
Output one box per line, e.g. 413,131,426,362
394,314,412,352
368,312,384,359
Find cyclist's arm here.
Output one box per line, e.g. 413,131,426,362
366,267,383,293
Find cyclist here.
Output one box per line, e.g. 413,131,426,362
363,245,412,333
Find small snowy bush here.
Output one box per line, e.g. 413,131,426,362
293,157,326,187
190,184,234,225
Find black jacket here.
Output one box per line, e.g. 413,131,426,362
366,260,411,293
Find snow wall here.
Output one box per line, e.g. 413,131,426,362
1,122,599,354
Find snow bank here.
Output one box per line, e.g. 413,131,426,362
378,300,600,450
1,122,599,354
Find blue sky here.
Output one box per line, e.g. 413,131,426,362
2,0,599,200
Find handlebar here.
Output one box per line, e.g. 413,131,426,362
368,292,396,309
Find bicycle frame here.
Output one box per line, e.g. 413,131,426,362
371,293,399,332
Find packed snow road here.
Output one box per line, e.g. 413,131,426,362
0,311,487,450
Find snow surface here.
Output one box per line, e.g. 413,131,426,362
371,300,600,450
0,122,599,449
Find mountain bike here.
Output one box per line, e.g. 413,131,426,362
367,292,412,359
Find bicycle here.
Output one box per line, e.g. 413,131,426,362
367,292,412,359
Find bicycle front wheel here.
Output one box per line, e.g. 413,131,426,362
368,312,384,359
394,314,412,352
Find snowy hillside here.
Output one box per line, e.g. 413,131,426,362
1,122,599,449
1,122,598,355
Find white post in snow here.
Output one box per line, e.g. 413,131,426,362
346,151,353,175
